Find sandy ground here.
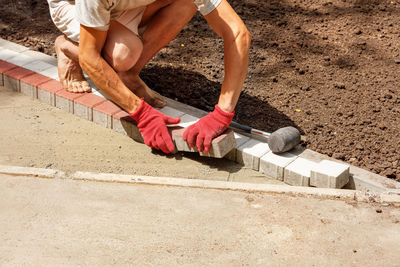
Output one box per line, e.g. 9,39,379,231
0,174,399,266
0,86,280,184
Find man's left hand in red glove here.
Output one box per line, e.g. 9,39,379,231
183,105,234,153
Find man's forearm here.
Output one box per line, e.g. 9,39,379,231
218,29,251,113
79,50,141,114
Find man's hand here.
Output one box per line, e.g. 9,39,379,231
183,105,234,153
130,99,180,153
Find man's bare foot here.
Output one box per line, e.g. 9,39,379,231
119,72,166,108
55,35,91,93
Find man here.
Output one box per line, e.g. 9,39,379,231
47,0,251,154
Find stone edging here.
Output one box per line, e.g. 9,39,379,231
1,38,399,193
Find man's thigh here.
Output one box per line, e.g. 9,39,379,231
102,21,143,72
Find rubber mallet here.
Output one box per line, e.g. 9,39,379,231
229,121,301,154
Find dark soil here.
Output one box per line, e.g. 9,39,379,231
1,0,399,181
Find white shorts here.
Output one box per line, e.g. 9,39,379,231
48,1,145,43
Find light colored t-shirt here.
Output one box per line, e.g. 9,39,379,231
76,0,222,31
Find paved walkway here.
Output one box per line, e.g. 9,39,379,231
1,174,399,266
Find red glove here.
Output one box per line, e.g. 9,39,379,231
183,105,234,153
130,99,180,154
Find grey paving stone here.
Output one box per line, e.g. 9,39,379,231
310,160,350,189
236,138,271,171
260,151,298,181
284,158,318,186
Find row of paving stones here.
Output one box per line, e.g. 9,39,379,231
0,39,350,189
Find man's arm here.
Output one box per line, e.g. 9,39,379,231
183,0,251,152
204,0,251,113
78,25,141,113
78,25,179,153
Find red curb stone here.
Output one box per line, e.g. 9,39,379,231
38,79,64,92
3,66,35,92
0,60,18,74
93,100,122,114
73,93,107,121
20,73,52,99
20,73,52,86
37,79,64,106
0,60,17,86
93,100,123,128
112,110,135,121
55,89,86,113
4,66,35,79
74,93,106,107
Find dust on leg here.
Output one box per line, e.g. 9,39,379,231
55,35,91,93
119,72,166,108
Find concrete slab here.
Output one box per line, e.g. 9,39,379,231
93,100,122,128
224,132,251,161
21,50,57,66
0,39,30,53
157,105,185,118
169,127,236,158
284,157,318,186
37,80,64,106
5,53,36,67
23,60,55,73
310,160,350,189
236,138,271,171
0,48,20,61
260,151,298,181
39,66,59,80
178,114,199,128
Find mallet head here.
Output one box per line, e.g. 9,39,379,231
268,126,301,153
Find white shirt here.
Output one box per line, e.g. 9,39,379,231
76,0,222,31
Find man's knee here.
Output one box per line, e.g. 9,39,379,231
103,35,143,72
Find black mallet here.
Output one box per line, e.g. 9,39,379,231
229,122,301,154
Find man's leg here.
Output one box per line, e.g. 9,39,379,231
118,0,197,107
55,35,91,93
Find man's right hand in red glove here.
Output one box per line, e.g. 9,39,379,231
130,99,180,154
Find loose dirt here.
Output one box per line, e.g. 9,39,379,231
0,0,399,180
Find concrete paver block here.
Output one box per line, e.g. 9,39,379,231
260,151,298,181
284,157,318,186
93,100,122,128
224,132,251,161
20,73,51,99
112,111,144,143
37,80,64,106
310,160,350,189
55,88,84,113
21,50,57,66
236,139,271,171
0,48,20,61
39,66,59,80
3,67,35,92
73,93,106,121
23,60,55,73
157,106,185,118
5,53,36,67
169,127,236,158
0,60,18,86
178,114,199,128
0,39,30,53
